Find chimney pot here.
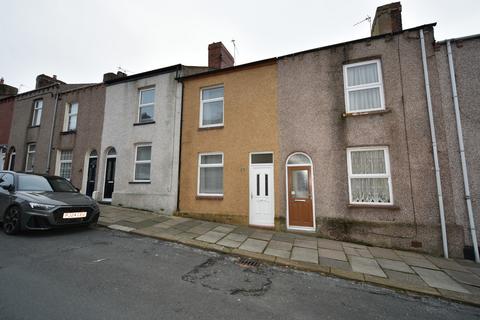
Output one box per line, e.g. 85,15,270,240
0,77,4,84
371,2,403,36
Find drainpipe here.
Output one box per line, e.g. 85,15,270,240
447,40,480,263
420,29,449,258
46,89,60,174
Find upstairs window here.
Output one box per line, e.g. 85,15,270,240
347,147,393,205
58,150,73,180
198,153,224,196
134,145,152,181
138,88,155,123
32,100,43,126
25,143,36,172
343,60,385,113
64,102,78,131
200,86,224,128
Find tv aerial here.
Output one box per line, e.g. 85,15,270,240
354,15,372,31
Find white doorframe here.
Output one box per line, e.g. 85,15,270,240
285,152,316,232
249,152,275,227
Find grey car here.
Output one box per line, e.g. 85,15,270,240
0,171,100,235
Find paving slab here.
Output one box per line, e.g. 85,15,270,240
217,238,243,248
224,233,248,242
264,248,291,259
349,256,386,278
196,231,226,244
413,267,470,293
444,269,480,287
291,247,318,264
294,239,317,249
344,247,360,256
238,238,268,253
175,232,199,240
318,248,347,261
394,250,425,258
402,256,439,270
122,216,151,223
233,227,255,236
250,231,274,241
188,224,216,235
317,238,344,251
319,257,352,272
174,220,203,231
343,242,367,249
213,225,236,233
384,269,431,288
108,224,135,232
368,247,402,261
272,233,297,243
268,240,293,251
376,258,414,274
425,256,469,272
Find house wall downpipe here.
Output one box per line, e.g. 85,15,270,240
419,29,449,258
46,90,60,174
446,40,480,262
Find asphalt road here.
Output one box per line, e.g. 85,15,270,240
0,227,479,320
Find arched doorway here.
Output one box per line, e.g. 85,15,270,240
85,150,98,197
103,148,117,202
286,152,315,230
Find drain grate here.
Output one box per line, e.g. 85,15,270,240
237,257,260,268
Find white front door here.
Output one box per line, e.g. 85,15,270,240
249,164,274,227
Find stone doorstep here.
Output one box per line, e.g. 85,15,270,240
101,223,480,307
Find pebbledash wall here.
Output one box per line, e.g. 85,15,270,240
435,35,480,253
178,60,280,225
276,25,464,256
95,65,207,214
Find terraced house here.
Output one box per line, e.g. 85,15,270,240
7,73,107,193
95,65,207,213
0,78,18,170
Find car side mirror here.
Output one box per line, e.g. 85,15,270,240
1,184,14,192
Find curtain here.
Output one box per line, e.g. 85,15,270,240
136,146,151,161
351,150,385,174
200,167,223,194
135,163,151,180
351,178,390,203
347,63,378,86
348,88,381,111
202,101,223,125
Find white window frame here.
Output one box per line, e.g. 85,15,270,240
199,85,224,128
343,59,385,113
197,152,224,196
57,150,73,180
64,102,78,131
25,143,36,172
138,87,155,123
31,100,43,126
133,144,152,182
346,146,393,205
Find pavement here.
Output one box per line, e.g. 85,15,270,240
98,204,480,307
2,227,479,319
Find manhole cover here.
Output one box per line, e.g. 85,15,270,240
182,257,272,296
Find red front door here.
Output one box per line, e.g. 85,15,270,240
288,166,314,228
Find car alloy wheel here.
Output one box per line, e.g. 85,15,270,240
3,206,21,235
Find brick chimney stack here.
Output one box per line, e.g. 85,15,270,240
0,78,18,98
35,74,65,89
208,42,234,69
371,2,403,36
103,71,127,82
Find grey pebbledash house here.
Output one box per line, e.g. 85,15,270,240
95,65,207,214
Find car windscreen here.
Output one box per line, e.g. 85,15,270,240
46,177,77,192
17,175,54,192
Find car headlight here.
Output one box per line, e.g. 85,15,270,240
29,202,56,210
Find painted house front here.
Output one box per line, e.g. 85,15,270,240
96,65,206,213
178,57,281,227
0,79,18,169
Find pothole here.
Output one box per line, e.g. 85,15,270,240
182,257,272,296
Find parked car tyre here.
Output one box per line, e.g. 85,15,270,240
3,206,22,235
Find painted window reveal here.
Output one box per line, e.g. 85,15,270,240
59,150,73,180
25,143,36,172
200,86,224,128
134,145,152,181
138,88,155,123
64,102,78,131
31,99,43,126
347,147,393,204
343,60,385,113
198,153,223,196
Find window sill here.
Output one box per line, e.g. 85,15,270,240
348,203,400,210
28,125,40,129
198,125,224,131
129,181,151,184
196,195,224,200
60,130,76,135
342,108,391,118
134,121,156,126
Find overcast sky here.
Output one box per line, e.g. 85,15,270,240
1,0,479,92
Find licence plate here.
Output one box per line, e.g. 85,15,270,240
63,211,87,219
